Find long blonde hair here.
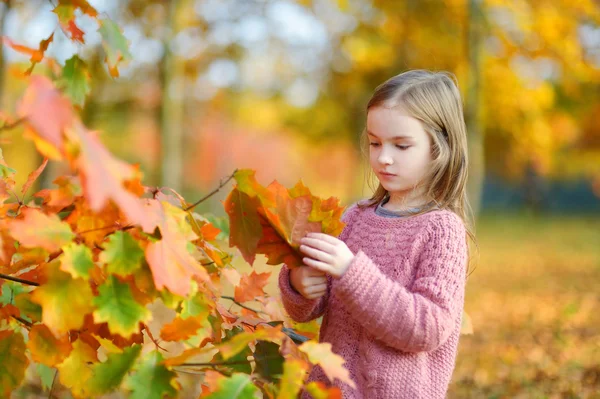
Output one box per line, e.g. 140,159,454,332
358,69,478,276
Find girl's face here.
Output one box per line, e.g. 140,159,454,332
367,105,433,204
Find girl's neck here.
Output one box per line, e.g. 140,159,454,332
383,191,431,212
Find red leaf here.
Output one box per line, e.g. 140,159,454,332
234,271,271,303
21,158,48,197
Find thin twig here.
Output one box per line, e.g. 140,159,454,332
180,354,283,367
0,116,25,131
48,368,58,399
12,315,32,329
183,169,238,212
0,273,39,286
221,295,267,315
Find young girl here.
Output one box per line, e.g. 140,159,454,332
278,69,476,399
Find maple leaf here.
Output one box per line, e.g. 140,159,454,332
92,275,151,338
57,55,91,106
59,242,95,279
57,339,98,398
0,330,29,397
34,175,80,212
216,325,285,361
85,344,142,395
223,169,346,269
201,373,259,399
234,270,271,303
16,75,75,160
298,341,356,389
143,199,211,296
125,351,180,399
277,358,310,399
98,18,132,77
99,231,144,276
0,148,16,205
2,32,54,75
21,157,48,198
31,260,94,335
304,381,342,399
160,313,211,342
9,207,75,252
26,324,72,367
70,122,148,229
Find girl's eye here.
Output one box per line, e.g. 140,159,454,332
369,143,410,150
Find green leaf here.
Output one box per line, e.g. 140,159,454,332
204,373,259,399
58,55,90,107
125,351,179,399
0,281,28,306
36,363,56,391
98,17,132,77
0,330,29,397
86,344,142,395
60,242,94,279
254,341,284,383
93,275,151,338
211,345,252,375
100,231,144,276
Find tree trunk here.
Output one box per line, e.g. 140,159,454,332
465,0,486,218
158,0,186,192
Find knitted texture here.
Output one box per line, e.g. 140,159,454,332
278,200,468,398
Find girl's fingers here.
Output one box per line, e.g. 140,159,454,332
307,276,327,285
300,245,333,263
306,283,327,294
303,257,331,274
306,233,339,246
301,238,336,255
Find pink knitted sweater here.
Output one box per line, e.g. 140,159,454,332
278,200,468,398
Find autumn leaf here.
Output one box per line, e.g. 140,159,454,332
304,381,342,399
93,275,151,338
160,316,201,342
224,169,345,269
60,242,95,279
58,55,91,106
9,207,75,252
2,32,54,75
85,345,142,395
17,75,75,160
201,373,259,399
98,17,132,77
0,148,16,205
234,270,271,303
217,325,285,361
31,260,94,335
21,157,48,198
144,200,211,296
34,175,80,211
99,231,144,276
125,351,180,399
27,324,72,367
277,358,309,399
0,330,29,397
70,122,148,229
223,188,263,265
57,339,98,397
298,341,356,389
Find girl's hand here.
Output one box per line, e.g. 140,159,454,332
289,266,328,300
299,232,355,279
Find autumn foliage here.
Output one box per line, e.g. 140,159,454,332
0,1,352,397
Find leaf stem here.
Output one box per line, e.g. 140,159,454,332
183,169,238,212
0,273,39,286
221,295,266,315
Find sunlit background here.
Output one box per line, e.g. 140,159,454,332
2,0,600,397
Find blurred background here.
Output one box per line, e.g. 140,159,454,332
1,0,599,397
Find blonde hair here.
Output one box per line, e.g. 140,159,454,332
358,69,478,276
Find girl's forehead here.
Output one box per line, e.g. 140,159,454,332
367,106,427,140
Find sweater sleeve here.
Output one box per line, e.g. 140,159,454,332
333,212,468,353
278,202,360,323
